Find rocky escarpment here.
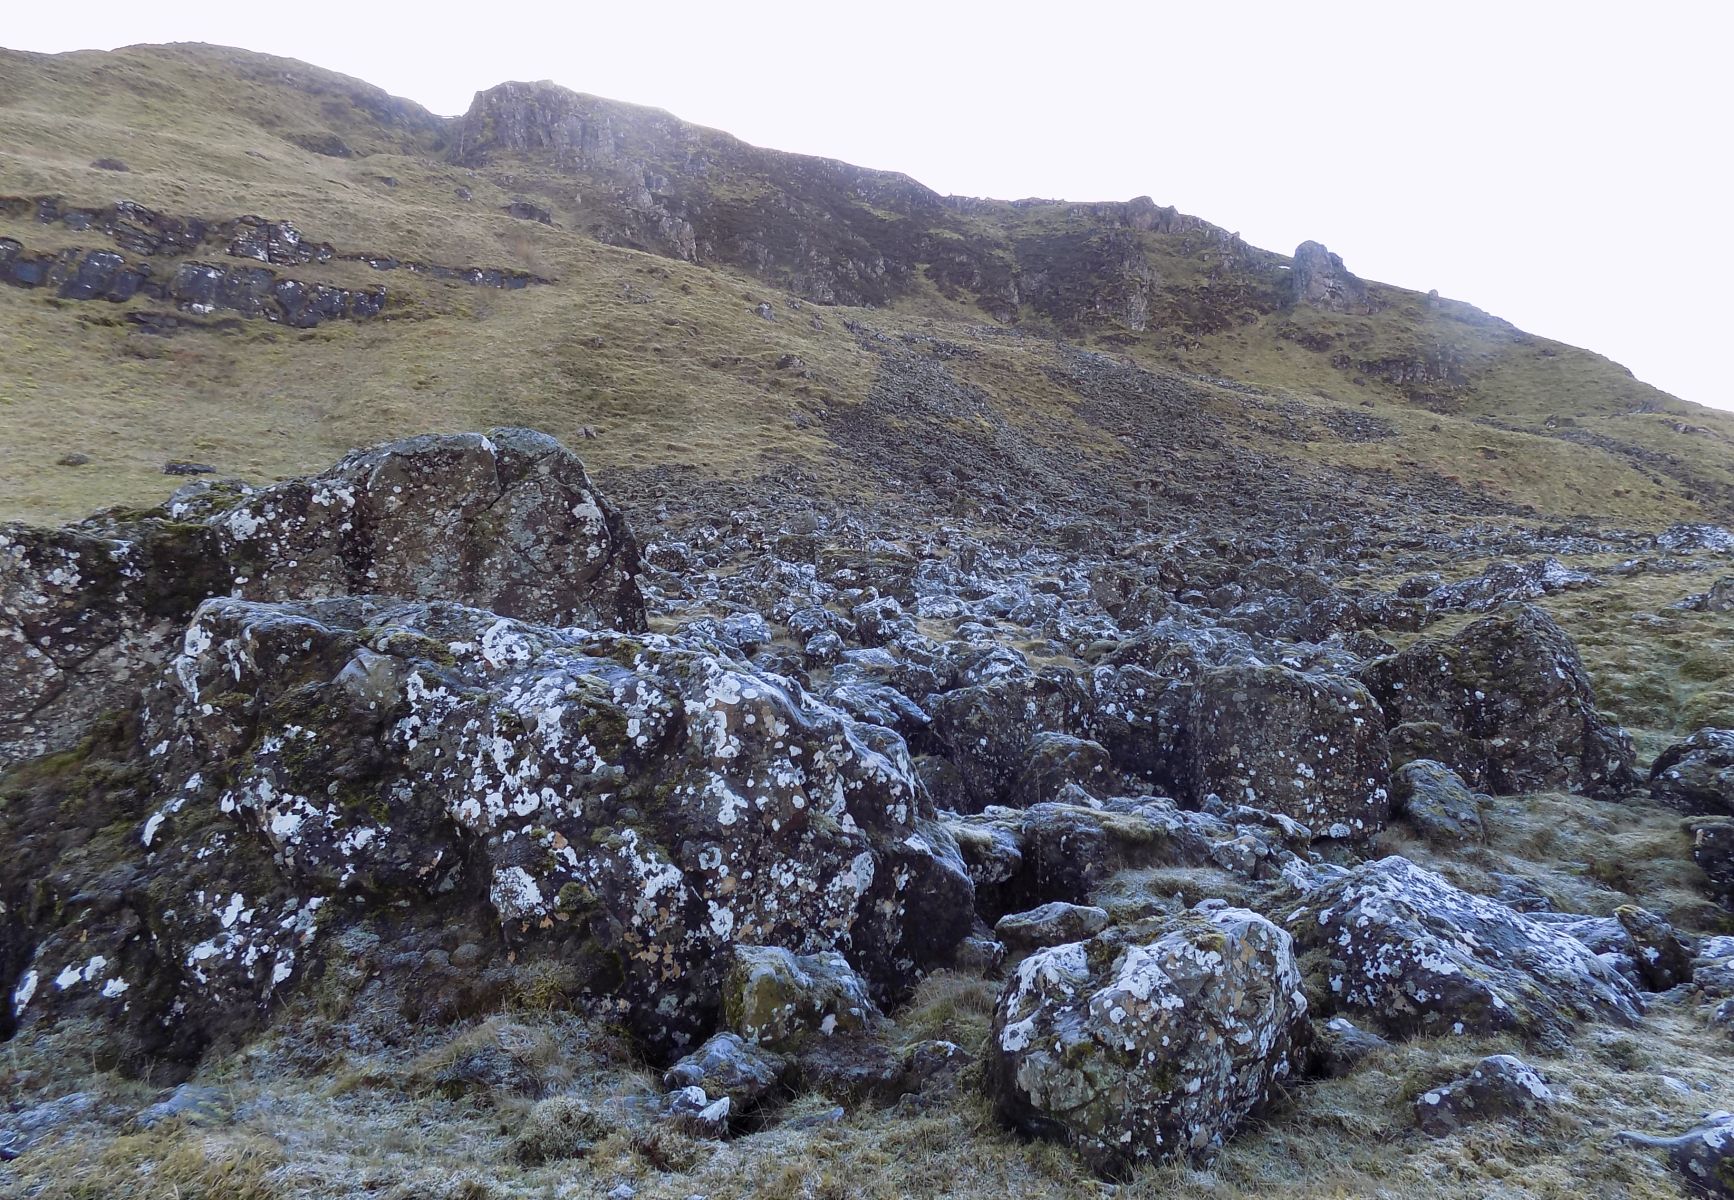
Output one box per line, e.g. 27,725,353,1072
1289,240,1373,315
0,239,385,326
445,80,1286,333
0,195,552,328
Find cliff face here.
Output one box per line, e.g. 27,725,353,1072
446,79,1266,323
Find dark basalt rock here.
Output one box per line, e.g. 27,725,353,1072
1651,729,1734,815
1,429,644,768
985,908,1308,1177
1362,603,1636,796
1284,855,1642,1043
1183,663,1390,838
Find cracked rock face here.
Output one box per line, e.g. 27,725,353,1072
985,907,1308,1178
1285,855,1643,1043
1361,603,1635,796
37,595,968,1057
1182,663,1390,838
0,428,643,769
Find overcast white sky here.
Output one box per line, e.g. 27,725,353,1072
8,1,1730,407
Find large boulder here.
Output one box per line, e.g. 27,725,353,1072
0,429,644,768
926,673,1094,812
5,596,973,1061
1183,664,1391,839
1361,604,1635,796
1651,729,1734,815
985,907,1309,1177
1285,856,1642,1043
1390,759,1486,845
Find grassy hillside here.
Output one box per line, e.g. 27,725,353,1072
1,41,1730,532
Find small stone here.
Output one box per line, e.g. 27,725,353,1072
993,901,1110,953
135,1084,228,1129
162,461,217,476
1310,1017,1390,1078
56,453,90,467
1415,1054,1554,1136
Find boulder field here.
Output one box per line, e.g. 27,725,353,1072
3,430,1731,1185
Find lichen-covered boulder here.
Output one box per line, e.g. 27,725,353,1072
994,902,1111,954
1651,729,1734,815
721,946,881,1050
1362,604,1635,796
6,595,972,1060
1414,1054,1554,1136
926,674,1093,811
1183,664,1390,839
985,907,1309,1177
1620,1115,1734,1198
662,1032,788,1106
0,429,644,768
1390,759,1486,844
1687,818,1734,908
1285,856,1642,1043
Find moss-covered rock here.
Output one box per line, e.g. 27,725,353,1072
984,907,1308,1178
1361,603,1636,796
1284,855,1642,1044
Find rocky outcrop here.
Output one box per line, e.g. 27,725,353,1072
1289,241,1371,314
7,590,972,1061
0,239,385,327
985,907,1308,1177
1183,664,1390,838
1285,856,1642,1043
1651,729,1734,814
1362,604,1636,795
1,429,643,768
